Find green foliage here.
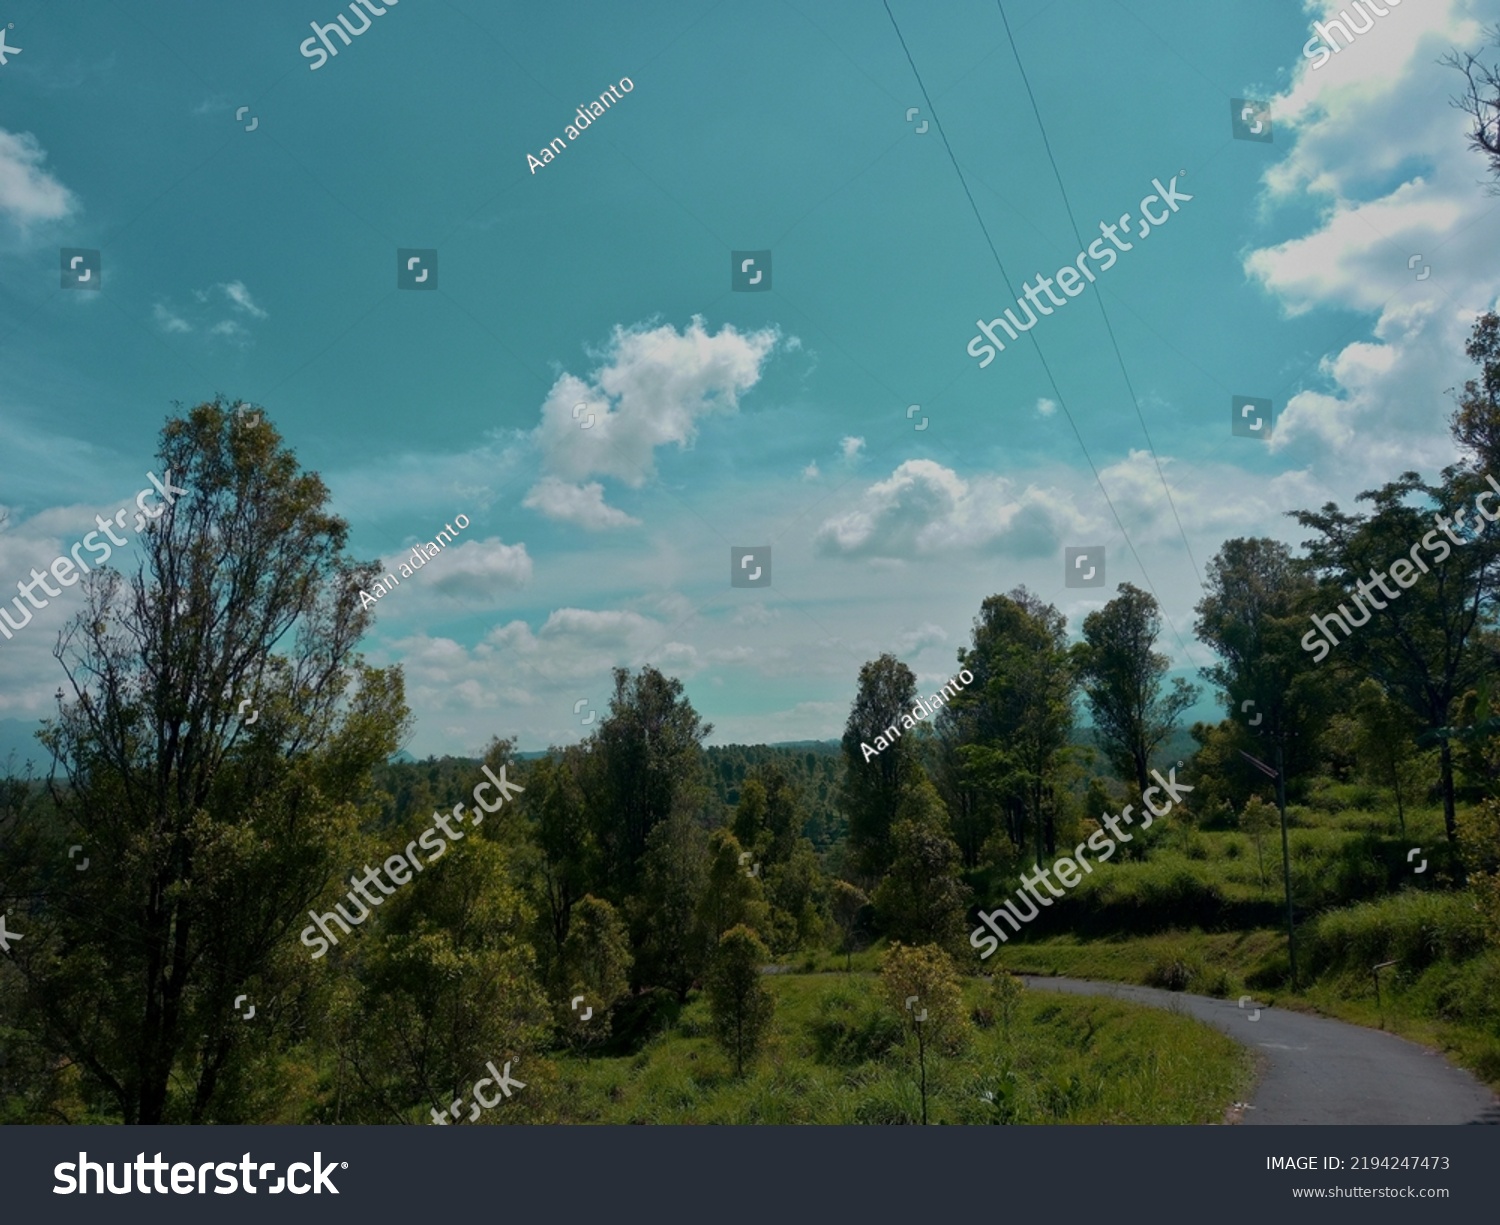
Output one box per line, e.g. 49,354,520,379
558,895,632,1044
1304,890,1488,976
1076,583,1198,791
334,831,550,1124
839,654,922,879
628,812,710,1000
695,829,771,948
872,784,971,951
950,588,1077,866
706,925,775,1076
880,942,967,1051
1457,798,1500,944
809,986,904,1065
9,401,409,1124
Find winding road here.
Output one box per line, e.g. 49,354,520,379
1022,976,1500,1125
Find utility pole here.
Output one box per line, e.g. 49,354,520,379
1239,734,1298,991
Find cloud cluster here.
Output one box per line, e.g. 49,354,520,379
813,459,1090,560
526,317,777,528
1245,0,1496,481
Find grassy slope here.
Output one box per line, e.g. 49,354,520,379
980,793,1500,1088
549,971,1252,1124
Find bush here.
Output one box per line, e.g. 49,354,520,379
1304,890,1487,976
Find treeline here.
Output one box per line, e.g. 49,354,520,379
5,305,1500,1122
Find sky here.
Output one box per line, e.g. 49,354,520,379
1,0,1497,758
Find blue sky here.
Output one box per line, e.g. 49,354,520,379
2,0,1497,756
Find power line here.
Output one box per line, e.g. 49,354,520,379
880,0,1194,658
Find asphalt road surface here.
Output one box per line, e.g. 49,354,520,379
1022,976,1500,1125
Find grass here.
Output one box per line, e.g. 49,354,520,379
547,971,1252,1124
975,800,1500,1091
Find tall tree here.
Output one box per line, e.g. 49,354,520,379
872,782,970,952
10,401,408,1123
1076,583,1198,792
589,666,711,898
628,812,709,1000
1193,537,1330,784
952,589,1076,865
838,654,921,880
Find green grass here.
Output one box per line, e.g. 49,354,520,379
548,971,1252,1124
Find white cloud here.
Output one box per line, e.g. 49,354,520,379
522,477,640,530
802,461,820,480
813,459,1090,560
525,316,777,525
1036,397,1056,417
840,436,865,460
0,129,78,229
408,536,532,603
1243,0,1496,482
220,280,267,319
153,304,192,334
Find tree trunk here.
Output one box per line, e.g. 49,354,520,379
1439,742,1458,843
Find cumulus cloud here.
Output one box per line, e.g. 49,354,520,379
813,459,1090,560
802,461,820,480
418,536,532,603
0,129,78,229
522,476,640,530
840,436,865,460
526,316,777,525
1036,397,1056,417
1243,0,1495,481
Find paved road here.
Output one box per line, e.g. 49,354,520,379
1022,976,1500,1125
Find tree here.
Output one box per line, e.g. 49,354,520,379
706,925,774,1077
694,829,770,948
628,812,709,1000
1076,583,1198,791
589,666,712,899
880,942,967,1125
1238,795,1276,889
557,894,632,1046
829,880,869,971
951,589,1077,865
9,401,408,1124
838,654,921,880
871,783,970,951
1351,680,1424,834
763,839,829,954
338,827,550,1124
1444,35,1500,188
1457,798,1500,946
526,747,594,970
1194,538,1331,784
1293,470,1500,842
